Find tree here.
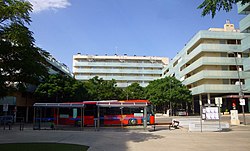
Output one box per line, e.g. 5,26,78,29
198,0,250,18
124,83,145,100
145,76,192,113
0,0,48,98
85,76,121,101
35,74,88,102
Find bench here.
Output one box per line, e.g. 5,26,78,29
152,120,179,131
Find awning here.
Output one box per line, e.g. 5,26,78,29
222,95,250,99
96,101,148,107
33,103,85,108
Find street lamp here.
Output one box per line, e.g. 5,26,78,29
126,81,129,101
228,52,246,125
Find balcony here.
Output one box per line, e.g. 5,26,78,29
240,14,250,33
190,84,242,95
183,70,248,86
189,44,241,59
245,79,250,92
243,58,250,72
73,62,163,68
241,35,250,52
74,75,158,81
73,68,162,74
238,2,250,14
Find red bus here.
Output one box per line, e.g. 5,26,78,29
33,100,155,129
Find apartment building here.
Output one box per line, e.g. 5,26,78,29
0,54,72,122
73,54,168,87
238,2,250,99
163,21,250,113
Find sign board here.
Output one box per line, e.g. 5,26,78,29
201,106,219,120
3,104,8,112
231,110,239,120
73,108,77,118
134,113,143,117
59,114,69,118
215,97,222,107
239,98,245,106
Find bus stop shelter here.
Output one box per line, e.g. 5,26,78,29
33,100,151,130
33,103,85,130
96,101,149,129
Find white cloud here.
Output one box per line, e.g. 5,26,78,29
29,0,71,13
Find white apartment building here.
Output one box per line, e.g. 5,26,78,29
73,54,168,87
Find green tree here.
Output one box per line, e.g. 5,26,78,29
35,74,88,102
145,76,192,113
85,76,121,101
0,0,48,98
124,83,145,100
198,0,250,18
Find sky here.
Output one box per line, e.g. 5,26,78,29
28,0,244,71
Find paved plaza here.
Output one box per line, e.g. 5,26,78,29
0,115,250,151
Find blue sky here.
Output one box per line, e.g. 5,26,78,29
28,0,243,71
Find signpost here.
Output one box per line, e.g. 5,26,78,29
3,104,8,130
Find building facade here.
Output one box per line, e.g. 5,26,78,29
163,21,250,113
238,2,250,106
73,54,168,87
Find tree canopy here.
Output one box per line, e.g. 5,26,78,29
124,83,145,100
35,74,88,102
0,0,48,98
145,76,192,113
85,76,122,101
198,0,250,18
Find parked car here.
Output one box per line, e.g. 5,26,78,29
176,109,187,116
0,116,13,125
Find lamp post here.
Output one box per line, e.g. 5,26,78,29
126,81,129,101
229,52,246,125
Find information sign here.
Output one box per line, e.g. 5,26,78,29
3,104,8,112
239,98,245,106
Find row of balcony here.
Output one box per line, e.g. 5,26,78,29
181,57,245,76
117,82,149,88
75,75,159,81
175,44,241,70
190,84,248,95
184,31,244,52
73,62,163,68
164,44,243,76
73,68,162,74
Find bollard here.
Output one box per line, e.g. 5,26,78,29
8,123,11,130
20,120,24,131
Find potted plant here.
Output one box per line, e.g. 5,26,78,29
224,109,230,115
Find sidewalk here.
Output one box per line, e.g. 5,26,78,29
1,122,250,151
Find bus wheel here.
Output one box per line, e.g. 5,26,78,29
128,119,137,125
